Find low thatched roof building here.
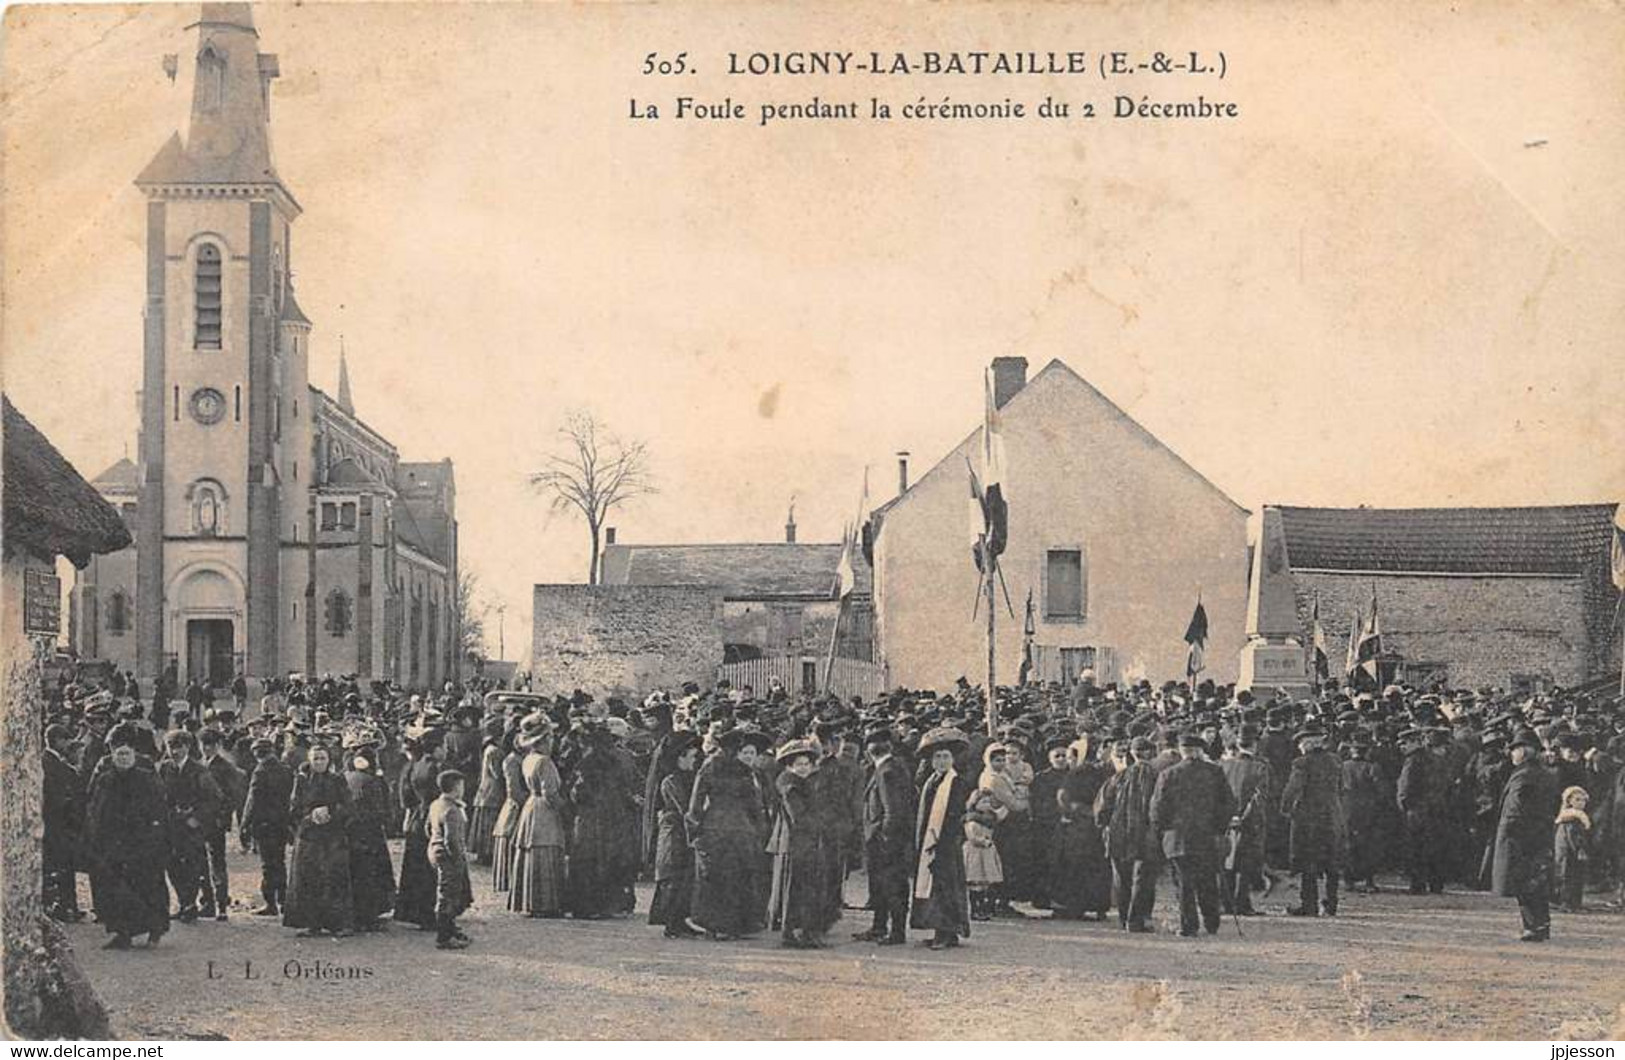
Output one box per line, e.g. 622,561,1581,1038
3,396,131,567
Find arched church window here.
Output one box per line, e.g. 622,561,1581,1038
195,244,223,349
325,589,353,638
107,590,131,636
198,43,226,112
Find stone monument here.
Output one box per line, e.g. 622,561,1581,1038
1238,506,1312,698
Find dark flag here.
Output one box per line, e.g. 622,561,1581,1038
1184,598,1208,681
1311,592,1330,684
1355,584,1382,684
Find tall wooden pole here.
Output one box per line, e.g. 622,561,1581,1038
822,595,844,694
986,545,997,738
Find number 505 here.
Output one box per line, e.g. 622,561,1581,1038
643,51,689,75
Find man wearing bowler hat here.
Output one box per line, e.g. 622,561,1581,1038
854,726,914,945
1492,730,1560,941
1149,730,1235,937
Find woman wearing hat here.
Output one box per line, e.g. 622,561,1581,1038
283,744,356,938
768,738,841,948
687,727,771,940
910,727,972,949
469,717,508,866
509,715,568,917
648,732,702,938
395,723,447,930
343,734,398,932
565,724,639,919
975,742,1030,916
489,725,527,894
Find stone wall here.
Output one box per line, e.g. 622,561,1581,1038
531,585,723,700
3,553,108,1037
1291,570,1592,689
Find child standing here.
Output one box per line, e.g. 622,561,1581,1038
427,769,473,950
963,790,1004,920
1553,786,1591,914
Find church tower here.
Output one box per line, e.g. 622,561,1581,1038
133,3,301,686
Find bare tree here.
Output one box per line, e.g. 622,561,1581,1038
456,569,488,665
528,411,655,584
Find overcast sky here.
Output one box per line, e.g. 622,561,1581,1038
5,1,1622,663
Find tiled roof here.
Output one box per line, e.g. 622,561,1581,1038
325,457,377,489
4,397,132,567
601,542,871,599
1275,504,1618,576
91,456,140,493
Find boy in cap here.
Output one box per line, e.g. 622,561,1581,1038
427,769,473,950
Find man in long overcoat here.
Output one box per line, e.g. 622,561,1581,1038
240,737,295,916
1397,728,1447,894
1340,731,1386,892
43,723,86,921
1149,732,1235,937
1281,724,1346,916
1492,731,1560,941
1219,726,1272,915
158,730,223,922
1095,736,1161,931
854,727,913,945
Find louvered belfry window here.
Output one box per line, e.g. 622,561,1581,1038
196,244,223,349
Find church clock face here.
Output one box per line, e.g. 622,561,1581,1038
189,387,227,426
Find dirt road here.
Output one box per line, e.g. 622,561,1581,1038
65,845,1625,1040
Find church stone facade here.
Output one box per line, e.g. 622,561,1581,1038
70,4,457,691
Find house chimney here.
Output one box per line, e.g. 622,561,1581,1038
784,511,797,544
896,451,910,495
605,527,616,546
991,356,1028,409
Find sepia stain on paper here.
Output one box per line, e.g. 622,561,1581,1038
757,382,782,419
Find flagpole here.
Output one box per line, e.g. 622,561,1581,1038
986,543,997,738
822,594,844,694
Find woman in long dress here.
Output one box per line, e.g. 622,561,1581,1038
911,727,973,949
393,725,444,929
566,725,640,919
509,715,568,917
648,733,701,938
687,728,770,940
769,738,841,949
343,738,398,931
283,744,356,937
1050,737,1113,920
489,727,526,893
469,717,506,865
85,742,171,949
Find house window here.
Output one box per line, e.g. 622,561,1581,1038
106,590,131,636
339,502,357,530
320,503,339,530
195,244,222,349
1044,548,1086,620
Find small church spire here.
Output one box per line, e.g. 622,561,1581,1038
337,337,354,415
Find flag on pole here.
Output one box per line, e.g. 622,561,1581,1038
1311,592,1330,684
1018,589,1036,686
981,367,1008,563
1183,597,1208,681
967,462,987,572
834,520,856,599
1345,606,1363,677
1356,584,1382,683
1611,503,1625,591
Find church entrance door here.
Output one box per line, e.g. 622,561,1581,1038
186,618,234,690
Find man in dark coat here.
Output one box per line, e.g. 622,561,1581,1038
1149,732,1235,937
1095,736,1161,931
240,737,295,916
1258,708,1296,867
854,727,913,945
1281,724,1346,916
42,724,86,921
1219,726,1272,915
1341,732,1386,892
158,730,223,922
815,722,863,911
1492,731,1561,941
198,727,245,920
1469,731,1512,889
184,677,208,723
1397,728,1447,894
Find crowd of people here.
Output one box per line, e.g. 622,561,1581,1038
38,667,1625,957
